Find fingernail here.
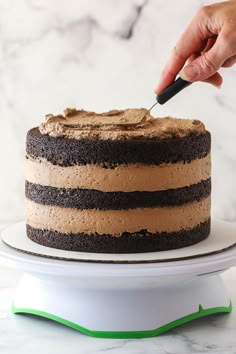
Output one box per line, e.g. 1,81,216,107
181,65,200,81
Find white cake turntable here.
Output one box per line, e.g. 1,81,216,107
0,219,236,338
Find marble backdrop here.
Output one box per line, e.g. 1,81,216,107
0,0,235,222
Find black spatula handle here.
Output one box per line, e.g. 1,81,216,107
156,77,192,105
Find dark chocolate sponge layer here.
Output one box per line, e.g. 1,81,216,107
26,128,211,166
26,179,211,210
26,219,210,253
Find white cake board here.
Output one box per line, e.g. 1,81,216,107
0,219,236,338
1,219,236,263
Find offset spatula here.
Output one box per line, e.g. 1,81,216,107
144,77,192,117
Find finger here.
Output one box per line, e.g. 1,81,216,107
186,38,216,64
201,37,216,54
185,49,222,86
222,55,236,68
184,37,216,68
186,53,198,65
180,29,235,82
154,6,216,93
202,72,223,87
185,38,211,66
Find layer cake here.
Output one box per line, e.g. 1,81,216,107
25,108,211,253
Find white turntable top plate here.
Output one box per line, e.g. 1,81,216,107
1,219,236,264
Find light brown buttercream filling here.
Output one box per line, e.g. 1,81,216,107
26,197,210,235
39,108,206,140
25,154,211,192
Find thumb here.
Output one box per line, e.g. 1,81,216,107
180,51,220,82
180,33,232,82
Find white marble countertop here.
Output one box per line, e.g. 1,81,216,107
1,224,236,354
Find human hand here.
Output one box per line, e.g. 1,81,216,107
155,0,236,93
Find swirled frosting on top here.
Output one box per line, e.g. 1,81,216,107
39,108,206,140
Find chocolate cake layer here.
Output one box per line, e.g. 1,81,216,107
26,128,211,166
26,219,210,253
25,179,211,209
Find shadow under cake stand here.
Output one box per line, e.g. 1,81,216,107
0,219,236,339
